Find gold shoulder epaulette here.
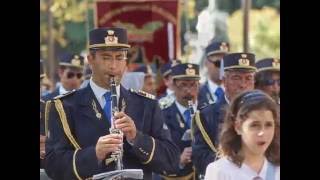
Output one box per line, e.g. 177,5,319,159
129,89,156,100
53,89,76,100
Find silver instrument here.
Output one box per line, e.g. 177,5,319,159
101,76,143,180
187,100,195,119
109,76,124,171
181,100,195,142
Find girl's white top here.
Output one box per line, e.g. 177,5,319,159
205,156,280,180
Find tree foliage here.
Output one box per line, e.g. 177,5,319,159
40,0,92,59
227,7,280,59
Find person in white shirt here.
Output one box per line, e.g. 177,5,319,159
121,71,145,90
205,90,280,180
255,58,280,105
158,59,182,109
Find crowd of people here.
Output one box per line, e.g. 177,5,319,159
40,27,280,180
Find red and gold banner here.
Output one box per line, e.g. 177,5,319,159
95,0,180,68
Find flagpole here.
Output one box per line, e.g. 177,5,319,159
242,0,251,53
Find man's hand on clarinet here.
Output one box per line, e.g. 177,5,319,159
114,111,137,142
40,135,46,159
95,134,122,161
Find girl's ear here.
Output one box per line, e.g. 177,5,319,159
234,119,242,135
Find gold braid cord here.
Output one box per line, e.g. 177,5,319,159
44,101,51,136
54,99,84,180
54,99,81,149
73,149,83,180
194,111,217,153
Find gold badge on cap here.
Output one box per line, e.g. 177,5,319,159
105,30,118,45
71,55,81,66
272,58,280,68
220,42,229,51
238,54,250,66
185,64,196,76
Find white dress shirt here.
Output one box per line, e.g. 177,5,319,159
59,85,69,95
205,157,280,180
175,101,197,122
207,80,224,96
89,78,120,109
166,88,174,96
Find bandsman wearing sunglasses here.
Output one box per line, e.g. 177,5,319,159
255,58,280,104
198,41,229,107
192,53,256,177
42,53,84,101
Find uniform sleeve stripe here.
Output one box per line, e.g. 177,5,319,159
142,137,155,164
73,149,83,180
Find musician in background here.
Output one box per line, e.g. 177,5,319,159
40,59,52,180
42,53,84,101
255,58,280,105
192,53,256,177
133,64,157,95
161,63,200,179
40,59,46,167
44,27,179,180
198,41,229,107
158,59,182,110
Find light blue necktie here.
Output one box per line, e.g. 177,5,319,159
103,92,112,124
183,109,191,129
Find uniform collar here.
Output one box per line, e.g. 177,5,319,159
59,85,70,95
89,78,120,107
207,79,224,95
224,94,230,105
166,88,174,96
175,100,197,116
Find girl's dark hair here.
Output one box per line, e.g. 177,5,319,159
219,90,280,167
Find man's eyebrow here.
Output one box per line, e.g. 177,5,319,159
100,52,112,56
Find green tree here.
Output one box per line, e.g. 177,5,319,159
40,0,93,59
227,7,280,59
217,0,279,14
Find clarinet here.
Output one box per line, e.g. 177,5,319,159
109,76,124,171
188,99,195,120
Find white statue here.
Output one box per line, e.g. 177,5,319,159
195,0,229,82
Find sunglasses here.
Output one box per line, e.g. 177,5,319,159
67,72,83,79
208,58,221,67
263,79,280,86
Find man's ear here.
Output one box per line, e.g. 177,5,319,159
87,54,93,65
222,75,226,85
58,68,64,78
234,120,242,135
205,59,209,67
